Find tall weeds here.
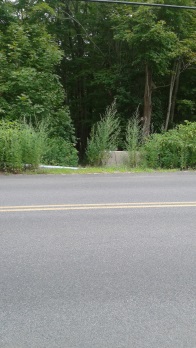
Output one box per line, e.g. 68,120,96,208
0,121,46,172
125,107,142,167
86,101,120,166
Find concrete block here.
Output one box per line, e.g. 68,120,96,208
103,151,129,167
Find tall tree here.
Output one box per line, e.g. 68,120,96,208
161,0,196,129
0,0,75,142
112,4,178,136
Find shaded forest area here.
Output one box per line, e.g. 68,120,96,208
0,0,196,160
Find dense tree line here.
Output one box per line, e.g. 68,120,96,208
0,0,196,158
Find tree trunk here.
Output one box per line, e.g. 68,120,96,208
165,59,181,131
142,63,152,138
170,60,181,124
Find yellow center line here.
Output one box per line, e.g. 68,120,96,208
0,202,196,212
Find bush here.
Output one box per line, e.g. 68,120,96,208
0,121,46,172
86,101,120,166
20,123,47,168
142,121,196,169
42,137,78,167
47,107,77,144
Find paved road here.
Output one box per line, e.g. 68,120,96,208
0,172,196,348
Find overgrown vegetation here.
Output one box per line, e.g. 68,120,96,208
1,112,195,173
125,108,142,167
0,121,78,172
142,122,196,169
0,121,46,172
86,101,120,166
86,112,196,169
0,0,195,172
42,137,78,167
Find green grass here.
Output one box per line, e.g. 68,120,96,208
25,166,180,175
1,164,189,176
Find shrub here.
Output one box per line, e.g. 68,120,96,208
42,137,78,167
20,123,46,168
142,121,196,169
86,101,120,166
47,107,77,144
0,121,46,172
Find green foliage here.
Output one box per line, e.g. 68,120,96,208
125,108,142,167
86,101,120,166
0,121,46,172
112,6,179,74
4,22,62,70
20,123,47,169
42,137,78,167
0,14,77,149
0,0,195,157
142,121,196,169
0,1,15,31
0,18,65,120
47,107,77,144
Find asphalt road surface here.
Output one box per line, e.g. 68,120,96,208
0,172,196,348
